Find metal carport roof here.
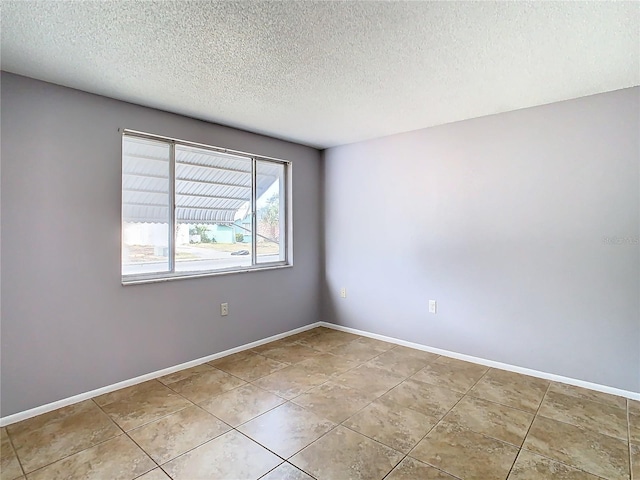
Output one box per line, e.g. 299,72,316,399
122,136,282,224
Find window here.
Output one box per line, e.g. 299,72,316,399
121,130,291,283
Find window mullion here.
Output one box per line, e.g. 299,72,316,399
169,142,176,273
283,163,289,263
251,157,257,266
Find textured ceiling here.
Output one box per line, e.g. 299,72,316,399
1,1,638,149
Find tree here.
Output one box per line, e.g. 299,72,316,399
258,193,279,241
189,224,215,243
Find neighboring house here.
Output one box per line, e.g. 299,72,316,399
208,224,234,244
233,218,252,243
186,221,252,245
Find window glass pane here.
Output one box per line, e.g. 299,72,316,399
122,136,171,275
174,145,253,273
256,160,285,263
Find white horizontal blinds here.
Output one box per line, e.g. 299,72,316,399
174,145,252,224
256,160,285,264
121,136,171,275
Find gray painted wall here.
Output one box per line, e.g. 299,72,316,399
1,73,322,416
323,87,640,392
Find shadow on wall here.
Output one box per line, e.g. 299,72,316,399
320,277,340,326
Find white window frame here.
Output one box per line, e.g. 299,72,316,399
121,129,293,285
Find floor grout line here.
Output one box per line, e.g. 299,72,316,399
15,429,130,477
9,399,133,476
532,412,630,442
398,366,497,478
241,334,438,479
375,363,496,480
90,372,247,479
548,384,629,411
503,384,626,480
217,333,373,476
4,425,28,479
90,397,164,477
503,381,552,479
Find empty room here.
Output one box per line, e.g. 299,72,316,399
1,2,638,479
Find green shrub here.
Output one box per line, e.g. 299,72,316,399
190,224,216,243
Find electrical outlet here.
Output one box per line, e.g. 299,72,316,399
220,302,229,316
340,287,347,298
429,300,437,314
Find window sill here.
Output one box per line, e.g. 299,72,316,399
122,263,292,286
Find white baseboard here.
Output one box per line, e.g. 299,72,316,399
3,320,637,427
320,322,640,401
0,322,322,427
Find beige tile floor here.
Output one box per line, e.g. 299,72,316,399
1,326,638,480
